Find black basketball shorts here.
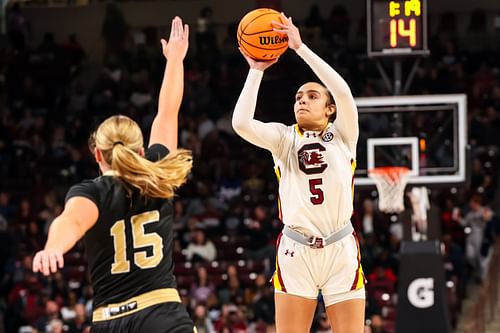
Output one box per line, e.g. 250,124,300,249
91,302,195,333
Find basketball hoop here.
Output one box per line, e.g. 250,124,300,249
368,167,410,214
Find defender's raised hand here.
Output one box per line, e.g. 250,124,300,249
272,13,302,51
161,16,189,61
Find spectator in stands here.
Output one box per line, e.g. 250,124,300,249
6,271,44,329
367,315,390,333
364,291,382,323
218,265,245,306
47,318,64,333
462,194,487,282
442,233,466,301
34,300,60,333
190,266,216,306
15,199,35,229
205,292,222,323
184,181,226,226
243,205,276,274
217,164,243,204
46,271,69,305
464,9,488,56
64,303,90,333
241,163,266,201
62,34,86,74
479,207,500,270
184,228,217,262
324,5,351,46
441,198,466,251
313,310,333,333
192,303,216,333
60,290,78,321
0,192,15,220
304,5,325,31
24,220,44,253
354,198,390,246
195,7,217,54
101,2,130,59
250,274,275,331
77,285,94,319
0,216,13,277
6,3,29,51
178,216,202,246
12,255,35,286
213,304,248,333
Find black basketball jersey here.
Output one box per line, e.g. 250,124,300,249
66,144,176,308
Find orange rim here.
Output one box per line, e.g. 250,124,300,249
368,167,410,182
368,166,410,176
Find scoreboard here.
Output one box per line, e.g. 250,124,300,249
367,0,429,57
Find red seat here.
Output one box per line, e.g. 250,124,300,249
174,262,195,275
173,251,184,263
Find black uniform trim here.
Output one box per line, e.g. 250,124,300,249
65,144,177,308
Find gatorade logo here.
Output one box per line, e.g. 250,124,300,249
407,278,434,308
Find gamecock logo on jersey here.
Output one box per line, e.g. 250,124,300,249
298,143,328,174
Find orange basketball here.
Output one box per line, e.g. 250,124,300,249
237,8,289,61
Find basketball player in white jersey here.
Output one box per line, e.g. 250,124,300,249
232,13,365,333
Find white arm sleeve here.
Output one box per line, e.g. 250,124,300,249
232,68,286,154
296,44,359,154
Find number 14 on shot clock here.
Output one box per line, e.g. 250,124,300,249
367,0,429,57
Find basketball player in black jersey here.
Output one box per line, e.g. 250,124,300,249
32,17,196,333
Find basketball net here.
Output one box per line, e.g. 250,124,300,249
368,167,410,214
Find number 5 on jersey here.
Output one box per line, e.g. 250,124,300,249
110,210,164,274
309,178,324,205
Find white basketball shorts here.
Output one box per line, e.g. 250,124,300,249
272,230,366,306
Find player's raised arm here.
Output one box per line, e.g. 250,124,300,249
232,50,285,153
149,16,189,151
273,13,359,152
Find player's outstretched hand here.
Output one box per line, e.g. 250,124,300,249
161,16,189,61
272,13,302,51
33,249,64,276
239,47,279,72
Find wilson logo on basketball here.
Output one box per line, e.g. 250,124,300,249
259,35,288,45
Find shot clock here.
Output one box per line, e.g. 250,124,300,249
367,0,429,57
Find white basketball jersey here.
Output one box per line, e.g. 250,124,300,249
273,123,356,237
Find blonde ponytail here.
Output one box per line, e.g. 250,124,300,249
111,145,192,198
91,115,192,199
